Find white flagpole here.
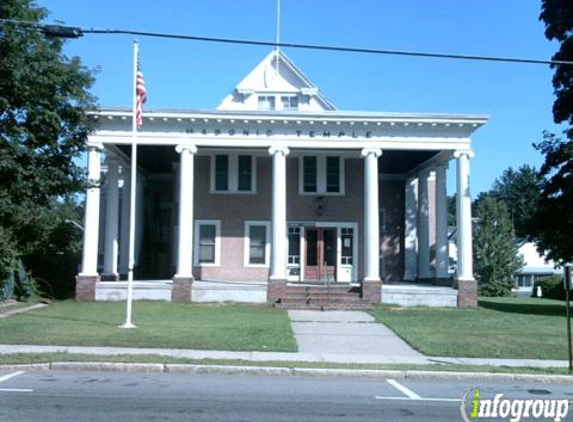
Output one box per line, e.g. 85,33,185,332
121,39,138,329
275,0,281,75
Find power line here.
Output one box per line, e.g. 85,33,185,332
1,18,572,67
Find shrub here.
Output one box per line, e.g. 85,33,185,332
533,275,566,301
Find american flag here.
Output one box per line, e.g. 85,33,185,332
135,56,147,130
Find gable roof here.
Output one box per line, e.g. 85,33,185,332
217,50,336,111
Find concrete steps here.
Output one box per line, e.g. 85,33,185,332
276,284,372,310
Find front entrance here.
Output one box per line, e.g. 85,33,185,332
304,228,336,282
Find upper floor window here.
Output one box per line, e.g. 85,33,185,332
281,96,299,111
299,156,345,195
258,95,275,111
211,154,256,194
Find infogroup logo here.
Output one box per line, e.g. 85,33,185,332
460,388,570,422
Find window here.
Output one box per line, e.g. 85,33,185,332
288,226,301,265
326,157,340,192
215,155,228,191
299,156,344,195
238,155,252,191
258,95,275,111
341,227,354,265
194,220,221,266
303,157,317,193
211,155,256,193
244,221,270,266
281,96,298,111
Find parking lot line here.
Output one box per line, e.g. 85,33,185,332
0,371,25,384
387,378,422,399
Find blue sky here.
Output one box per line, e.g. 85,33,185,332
39,0,559,194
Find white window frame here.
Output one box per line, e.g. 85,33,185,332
298,156,345,196
244,221,271,267
194,220,221,267
281,95,299,111
258,95,276,111
210,154,257,194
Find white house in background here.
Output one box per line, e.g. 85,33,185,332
513,242,560,297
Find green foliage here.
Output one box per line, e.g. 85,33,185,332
0,0,95,279
489,165,542,239
533,274,565,301
473,196,523,297
531,1,573,263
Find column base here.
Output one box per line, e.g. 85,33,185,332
172,276,194,302
100,273,119,281
456,278,477,307
361,278,382,303
76,274,100,302
434,277,454,287
267,279,287,304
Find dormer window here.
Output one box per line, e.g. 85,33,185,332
258,95,275,111
281,96,299,111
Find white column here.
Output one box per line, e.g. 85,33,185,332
119,165,130,275
362,148,382,281
455,150,474,280
435,164,449,279
174,144,197,279
404,177,418,281
103,159,119,276
80,144,102,276
417,169,431,279
269,146,290,280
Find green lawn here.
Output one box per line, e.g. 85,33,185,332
370,297,570,360
0,302,297,352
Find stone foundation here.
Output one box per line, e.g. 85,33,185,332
172,276,194,302
457,279,477,307
362,279,382,303
267,279,287,304
75,275,100,302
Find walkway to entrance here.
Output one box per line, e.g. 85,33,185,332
288,310,423,360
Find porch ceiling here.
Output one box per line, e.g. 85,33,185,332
115,145,441,175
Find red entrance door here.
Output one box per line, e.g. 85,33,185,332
304,228,336,281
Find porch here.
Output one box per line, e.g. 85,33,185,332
94,279,457,308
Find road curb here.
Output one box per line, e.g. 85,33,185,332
1,362,572,383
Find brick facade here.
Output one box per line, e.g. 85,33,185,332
457,279,477,307
75,275,99,302
172,277,194,302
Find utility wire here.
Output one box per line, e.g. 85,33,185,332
1,18,572,67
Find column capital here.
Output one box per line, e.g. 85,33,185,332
175,144,197,154
361,148,382,158
87,142,104,151
268,146,290,156
453,149,475,159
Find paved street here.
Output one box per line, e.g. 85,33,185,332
1,370,572,421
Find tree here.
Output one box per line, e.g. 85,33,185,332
473,196,523,297
529,1,573,263
0,0,95,282
489,165,542,239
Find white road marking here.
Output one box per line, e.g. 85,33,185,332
375,396,460,402
0,371,32,393
386,378,422,399
0,371,25,383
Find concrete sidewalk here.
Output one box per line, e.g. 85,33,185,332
288,310,424,358
0,344,568,369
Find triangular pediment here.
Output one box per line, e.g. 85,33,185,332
217,50,335,112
